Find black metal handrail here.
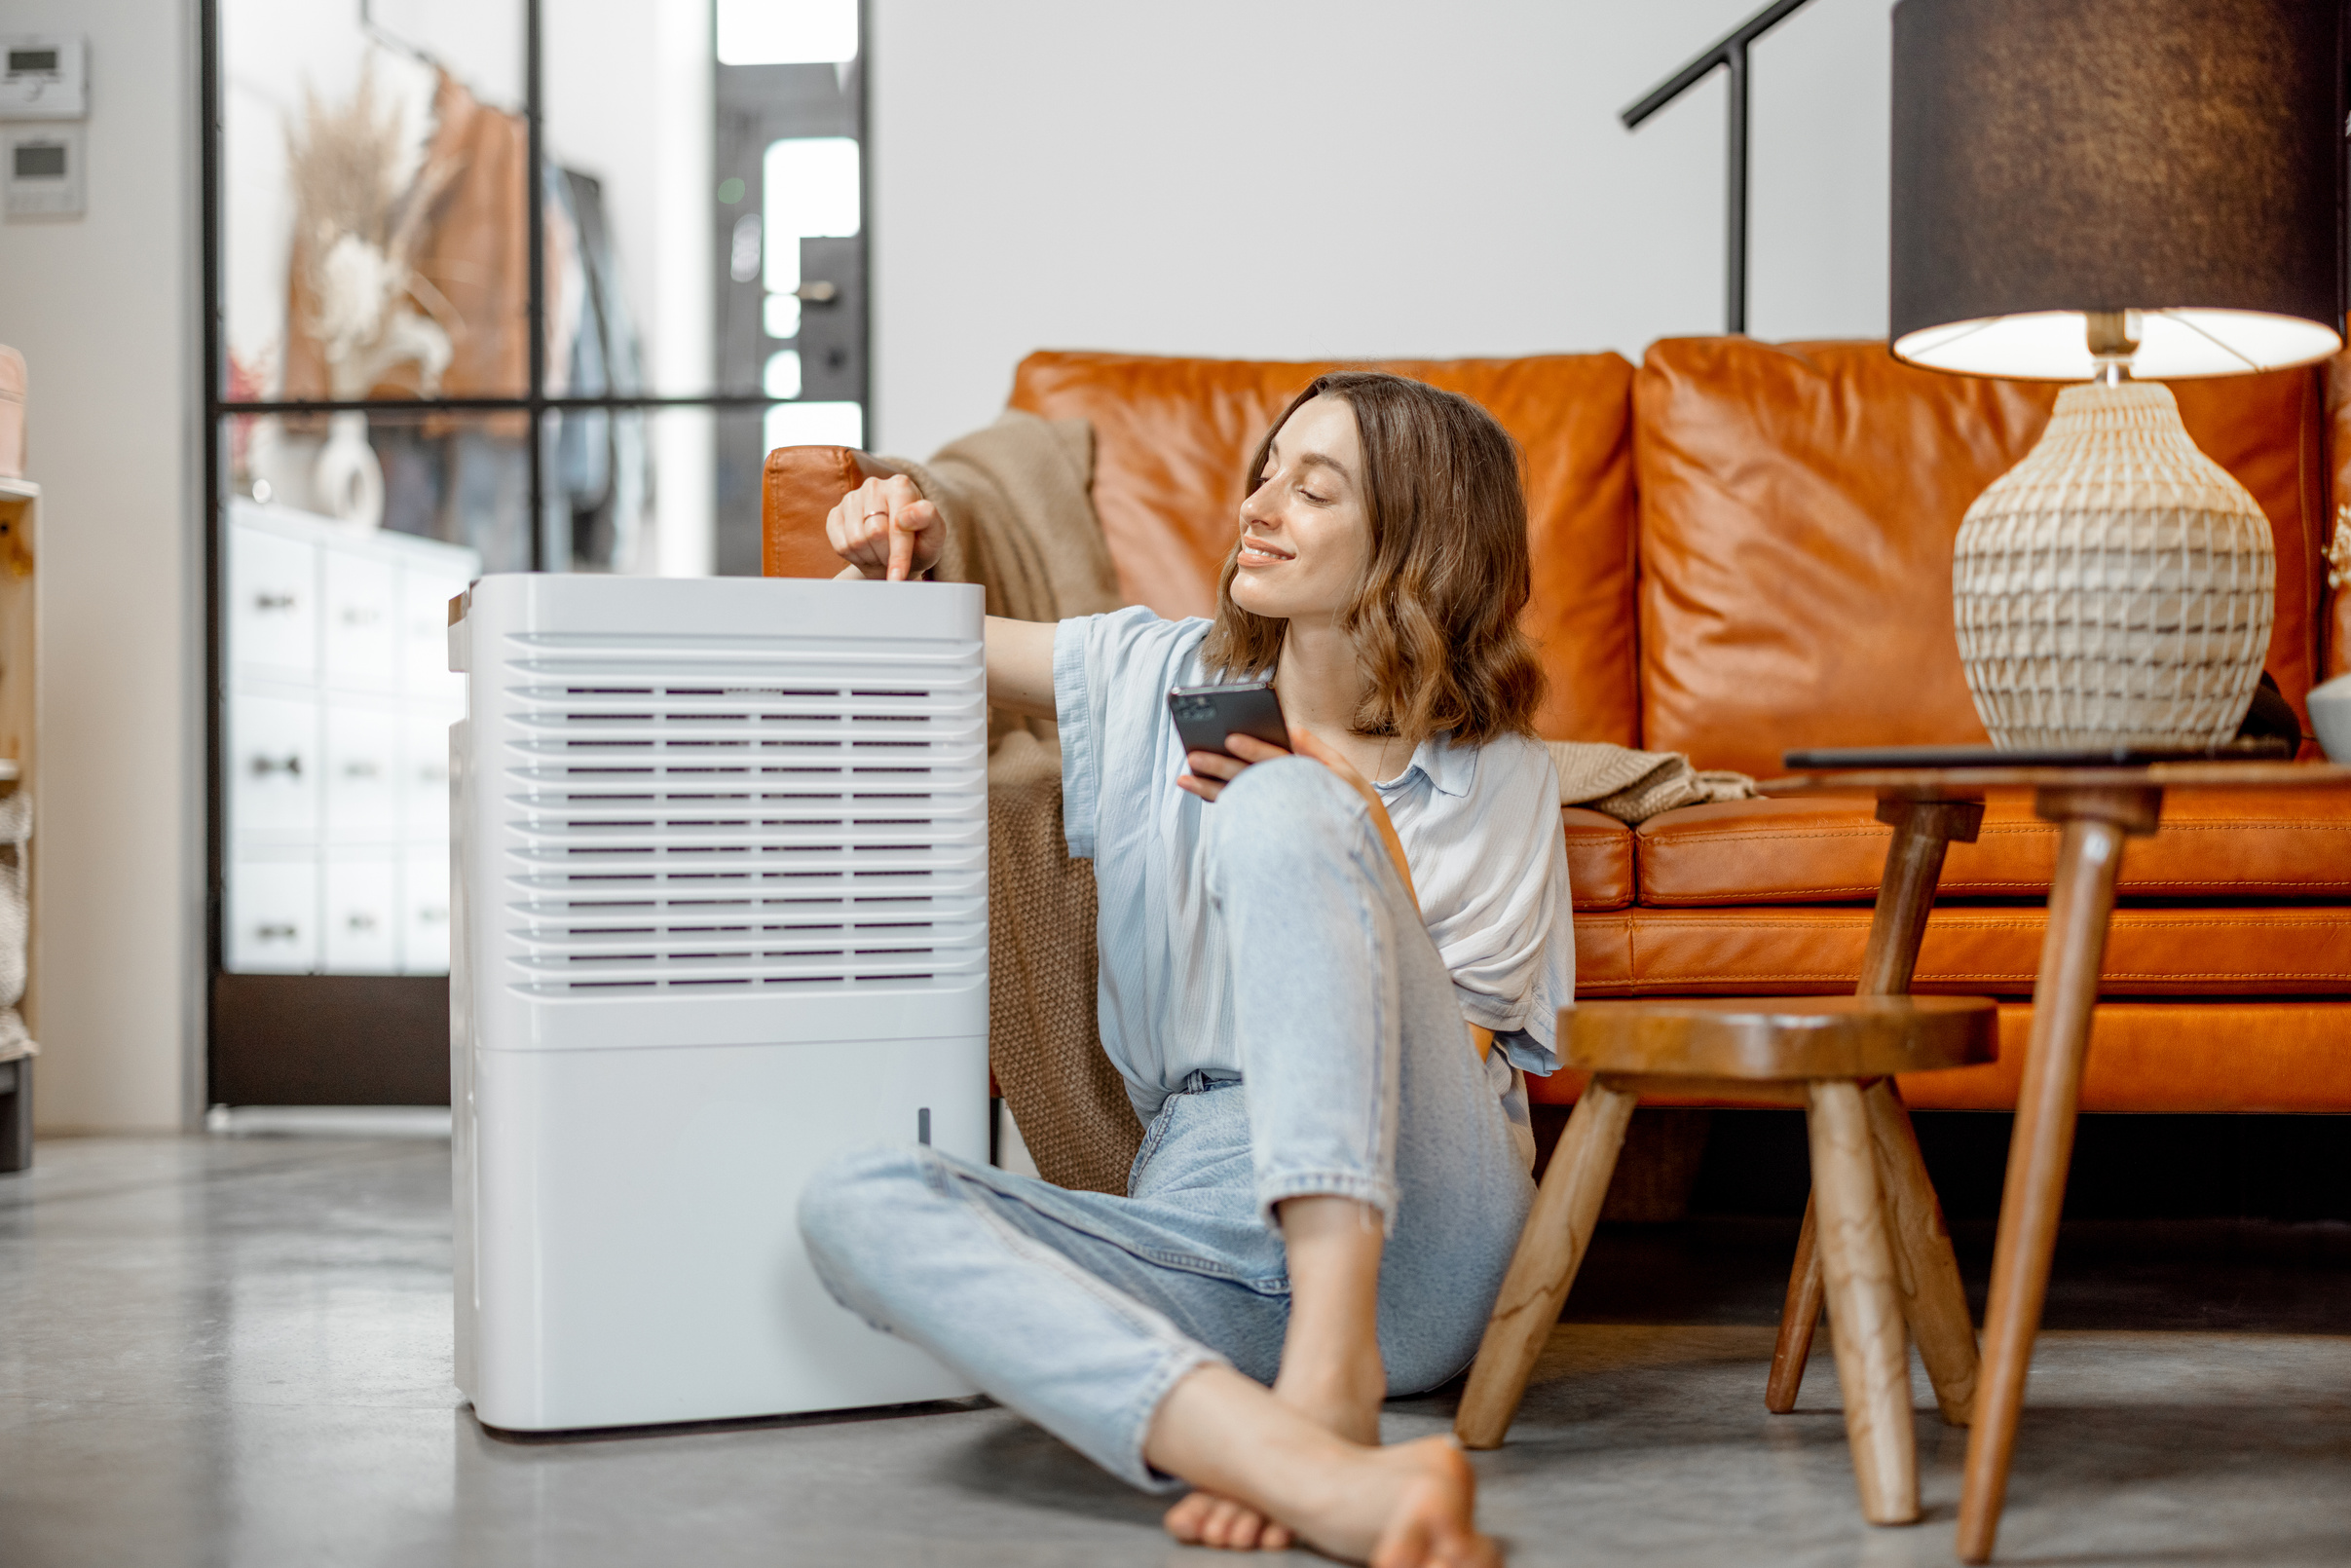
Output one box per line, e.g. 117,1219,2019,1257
1621,0,1818,333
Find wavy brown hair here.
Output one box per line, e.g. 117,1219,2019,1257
1202,371,1545,749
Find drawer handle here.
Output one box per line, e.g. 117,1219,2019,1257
417,906,449,925
254,593,298,612
342,761,381,779
346,914,378,932
340,608,381,626
254,923,300,941
249,755,303,778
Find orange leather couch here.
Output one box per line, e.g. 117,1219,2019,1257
763,339,2351,1117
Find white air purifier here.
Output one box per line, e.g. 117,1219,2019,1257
449,574,988,1433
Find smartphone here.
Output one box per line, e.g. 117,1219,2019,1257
1167,680,1288,759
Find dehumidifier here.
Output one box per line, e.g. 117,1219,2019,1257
449,574,989,1432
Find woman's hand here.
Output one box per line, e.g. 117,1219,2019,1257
1180,727,1417,913
826,473,944,581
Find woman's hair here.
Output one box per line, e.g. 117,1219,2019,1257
1202,371,1545,749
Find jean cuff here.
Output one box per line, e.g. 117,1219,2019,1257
1255,1170,1399,1238
1125,1341,1232,1494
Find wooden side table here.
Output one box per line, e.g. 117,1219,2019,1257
1761,761,2351,1563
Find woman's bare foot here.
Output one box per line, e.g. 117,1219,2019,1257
1161,1354,1386,1549
1149,1366,1496,1564
1163,1434,1494,1565
1162,1194,1397,1549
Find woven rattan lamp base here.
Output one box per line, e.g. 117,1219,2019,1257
1951,380,2274,749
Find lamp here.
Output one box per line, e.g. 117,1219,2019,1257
1890,0,2341,749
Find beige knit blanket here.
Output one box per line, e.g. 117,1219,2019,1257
868,413,1142,1193
1546,742,1755,823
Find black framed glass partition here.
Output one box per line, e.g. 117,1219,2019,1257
202,0,870,1105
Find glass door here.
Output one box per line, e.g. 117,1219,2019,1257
202,0,870,1105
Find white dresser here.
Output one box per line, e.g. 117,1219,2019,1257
223,502,478,975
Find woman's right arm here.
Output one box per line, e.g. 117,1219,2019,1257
824,473,1057,721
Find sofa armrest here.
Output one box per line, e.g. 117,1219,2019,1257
762,444,880,578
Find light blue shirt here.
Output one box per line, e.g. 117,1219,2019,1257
1055,608,1576,1122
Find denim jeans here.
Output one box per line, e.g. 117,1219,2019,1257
799,758,1538,1490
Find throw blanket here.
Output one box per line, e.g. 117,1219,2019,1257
866,412,1140,1193
1547,742,1756,823
870,412,1120,751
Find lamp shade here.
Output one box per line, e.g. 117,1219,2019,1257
1890,0,2341,380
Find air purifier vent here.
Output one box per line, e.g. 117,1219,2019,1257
497,639,985,995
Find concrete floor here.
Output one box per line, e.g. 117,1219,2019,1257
3,1135,2348,1567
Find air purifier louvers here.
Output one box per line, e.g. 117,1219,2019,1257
452,575,988,1433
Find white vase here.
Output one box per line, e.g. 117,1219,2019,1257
1951,380,2274,749
312,411,385,531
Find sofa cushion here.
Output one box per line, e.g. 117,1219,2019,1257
1635,790,2351,905
1529,999,2351,1113
1561,807,1632,913
1633,338,2329,778
1572,904,2351,998
1009,351,1642,745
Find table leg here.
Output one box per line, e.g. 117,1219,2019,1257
1957,788,2157,1563
1765,1194,1823,1414
1456,1075,1638,1449
1865,1077,1976,1426
1809,1078,1921,1525
1771,797,1983,1412
1858,798,1986,996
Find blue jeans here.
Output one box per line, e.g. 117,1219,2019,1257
799,758,1537,1490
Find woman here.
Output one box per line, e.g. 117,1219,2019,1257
801,372,1572,1567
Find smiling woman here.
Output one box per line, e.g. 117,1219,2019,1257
803,371,1573,1565
1211,372,1545,756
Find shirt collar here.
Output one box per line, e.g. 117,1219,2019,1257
1372,730,1474,800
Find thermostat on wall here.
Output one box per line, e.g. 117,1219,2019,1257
0,36,87,120
5,126,83,218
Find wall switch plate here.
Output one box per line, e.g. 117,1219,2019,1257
5,125,84,218
0,35,87,120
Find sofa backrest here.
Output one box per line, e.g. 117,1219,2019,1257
1008,350,1642,746
1635,339,2330,776
766,340,2334,769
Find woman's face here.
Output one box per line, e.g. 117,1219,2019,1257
1228,393,1371,624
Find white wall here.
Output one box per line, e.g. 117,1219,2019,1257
0,0,201,1131
868,0,1893,459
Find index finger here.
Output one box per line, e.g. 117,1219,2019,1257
1224,733,1290,764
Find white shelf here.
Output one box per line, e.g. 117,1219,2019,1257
0,477,37,503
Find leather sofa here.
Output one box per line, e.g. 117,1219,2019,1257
762,338,2351,1117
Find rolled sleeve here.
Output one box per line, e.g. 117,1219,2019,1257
1054,617,1101,860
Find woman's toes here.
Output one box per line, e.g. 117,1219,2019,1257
1156,1495,1213,1542
1259,1518,1294,1551
1204,1496,1251,1548
1164,1491,1215,1543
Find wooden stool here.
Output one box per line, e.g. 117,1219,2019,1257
1454,995,1997,1526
